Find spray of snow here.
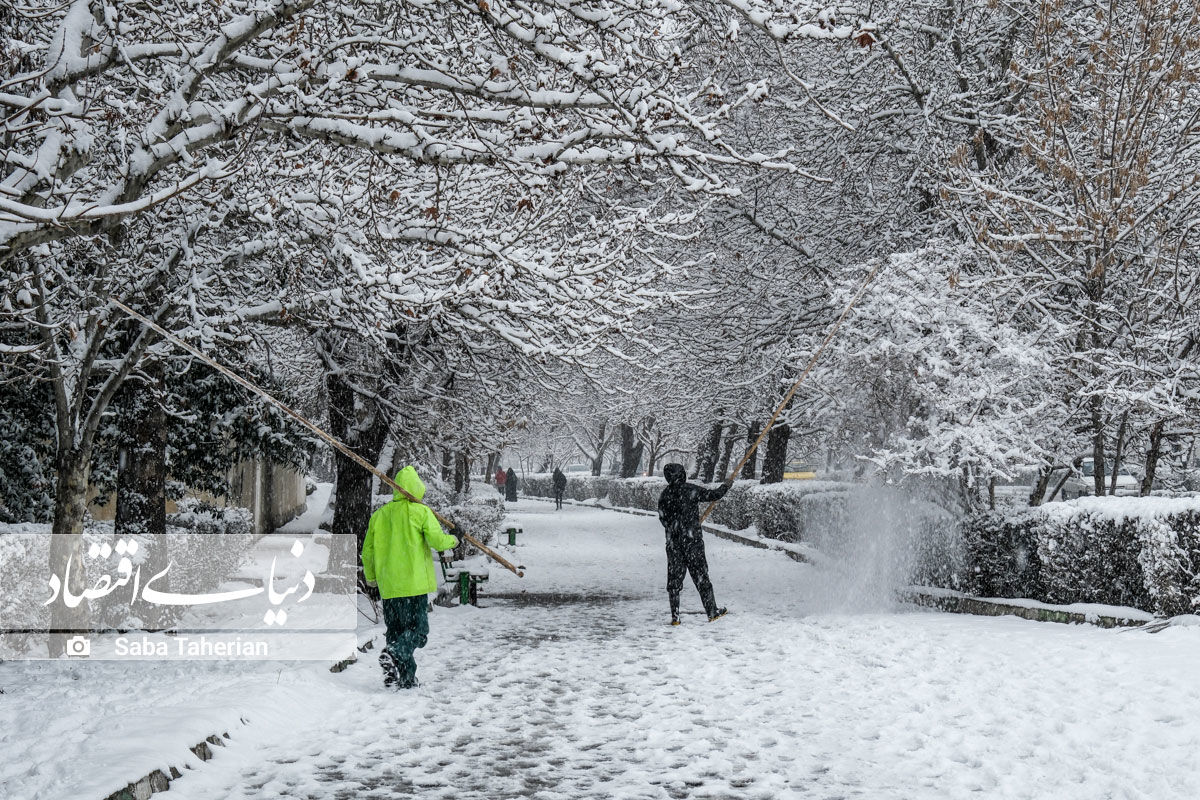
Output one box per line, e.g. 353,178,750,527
801,485,961,614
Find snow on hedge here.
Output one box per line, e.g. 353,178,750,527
963,495,1200,616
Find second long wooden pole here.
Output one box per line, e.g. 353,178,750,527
699,263,881,524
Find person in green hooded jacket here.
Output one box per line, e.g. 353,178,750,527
362,465,458,689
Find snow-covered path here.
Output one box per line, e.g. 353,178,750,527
162,500,1200,800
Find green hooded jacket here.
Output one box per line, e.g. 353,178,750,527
362,466,459,599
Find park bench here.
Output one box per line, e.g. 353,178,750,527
440,554,489,606
502,525,523,546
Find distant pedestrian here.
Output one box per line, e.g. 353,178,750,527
657,463,731,626
505,467,519,502
552,467,568,510
495,467,507,497
362,466,458,689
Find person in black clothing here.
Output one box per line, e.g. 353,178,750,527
552,467,568,510
657,463,731,625
505,467,519,502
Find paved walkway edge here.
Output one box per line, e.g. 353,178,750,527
900,588,1152,629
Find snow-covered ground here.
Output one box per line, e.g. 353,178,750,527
6,498,1200,799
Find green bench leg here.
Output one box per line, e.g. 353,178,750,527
458,572,470,606
506,528,518,546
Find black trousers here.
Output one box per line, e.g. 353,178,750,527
553,488,564,509
666,531,717,618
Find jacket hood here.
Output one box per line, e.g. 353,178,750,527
663,463,687,485
393,466,426,502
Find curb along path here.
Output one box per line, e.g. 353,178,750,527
100,634,380,800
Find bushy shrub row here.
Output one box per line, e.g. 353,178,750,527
962,497,1200,616
521,473,612,502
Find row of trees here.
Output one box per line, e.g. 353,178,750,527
516,0,1200,507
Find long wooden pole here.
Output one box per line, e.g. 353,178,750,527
700,263,882,524
110,299,525,578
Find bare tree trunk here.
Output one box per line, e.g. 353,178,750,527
591,421,607,476
484,452,498,483
1045,469,1071,503
715,425,738,481
619,423,644,478
741,421,761,479
1142,420,1165,496
115,365,169,628
1028,466,1052,506
453,452,466,494
47,450,91,657
1109,411,1129,495
328,374,389,570
760,423,791,484
698,418,724,483
1090,395,1107,496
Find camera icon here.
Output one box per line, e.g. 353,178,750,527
65,635,91,658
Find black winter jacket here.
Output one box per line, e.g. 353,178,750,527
657,463,729,537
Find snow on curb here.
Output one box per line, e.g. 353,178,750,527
903,585,1155,628
94,634,380,800
101,733,233,800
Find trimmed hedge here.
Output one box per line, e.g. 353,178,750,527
521,473,612,503
962,497,1200,616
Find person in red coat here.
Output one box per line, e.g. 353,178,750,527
494,467,507,497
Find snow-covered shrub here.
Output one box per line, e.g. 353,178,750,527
568,475,612,502
0,527,51,654
960,512,1043,598
445,496,504,560
751,487,807,542
706,482,755,530
962,497,1200,614
1136,510,1200,616
742,482,854,544
521,475,553,498
607,478,664,512
521,474,612,502
1033,505,1148,608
